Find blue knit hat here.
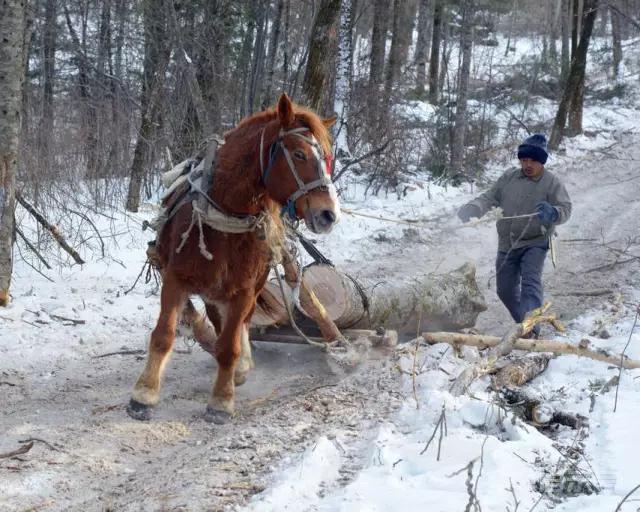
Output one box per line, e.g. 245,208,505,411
517,134,548,165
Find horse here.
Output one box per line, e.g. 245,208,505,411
127,94,341,424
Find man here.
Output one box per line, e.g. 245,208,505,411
457,134,571,334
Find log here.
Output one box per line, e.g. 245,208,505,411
251,281,288,327
423,332,640,369
281,257,343,342
491,354,552,389
300,262,487,335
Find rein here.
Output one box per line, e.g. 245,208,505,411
260,126,333,220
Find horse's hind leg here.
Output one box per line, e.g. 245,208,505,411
204,292,254,424
127,273,186,421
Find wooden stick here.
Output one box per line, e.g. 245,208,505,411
0,441,34,459
15,225,52,269
15,191,85,265
423,332,640,369
251,328,397,347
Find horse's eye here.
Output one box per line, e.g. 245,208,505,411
293,150,307,161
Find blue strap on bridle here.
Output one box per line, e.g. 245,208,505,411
262,141,280,186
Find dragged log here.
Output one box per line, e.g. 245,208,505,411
252,281,288,327
299,262,487,335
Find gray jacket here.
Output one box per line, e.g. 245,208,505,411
466,168,572,252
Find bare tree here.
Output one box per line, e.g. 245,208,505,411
450,0,474,179
302,0,342,114
0,0,26,305
414,0,432,96
550,0,599,149
428,0,444,104
611,4,623,79
383,0,404,114
125,0,171,212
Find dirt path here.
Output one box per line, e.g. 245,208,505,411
2,133,639,512
346,130,640,336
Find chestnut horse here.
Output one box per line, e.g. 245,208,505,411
127,94,340,423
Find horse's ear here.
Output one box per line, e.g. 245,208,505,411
323,115,337,128
277,93,295,128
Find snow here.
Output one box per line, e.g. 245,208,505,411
3,23,640,512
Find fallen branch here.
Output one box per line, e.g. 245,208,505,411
0,441,34,459
93,349,146,358
50,314,85,325
423,333,640,370
556,289,613,297
443,304,561,395
15,226,52,269
15,191,85,265
19,437,61,452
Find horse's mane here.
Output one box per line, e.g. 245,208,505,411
224,104,332,156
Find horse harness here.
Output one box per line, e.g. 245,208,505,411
260,126,333,220
147,126,333,261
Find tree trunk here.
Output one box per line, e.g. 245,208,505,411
0,0,26,306
549,0,598,149
382,0,404,115
571,0,580,59
64,5,100,179
39,0,56,170
262,0,285,108
125,0,170,212
568,0,598,135
549,0,559,67
561,0,571,86
167,0,214,135
238,7,256,119
301,0,342,114
610,5,623,80
333,0,355,154
450,0,473,180
504,0,517,57
414,0,432,96
299,263,487,336
428,0,443,104
248,0,268,114
367,0,388,122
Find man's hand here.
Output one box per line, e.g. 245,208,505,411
457,204,482,223
536,201,559,226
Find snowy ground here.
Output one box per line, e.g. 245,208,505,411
3,37,640,512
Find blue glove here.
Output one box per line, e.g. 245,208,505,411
458,204,481,223
536,201,558,226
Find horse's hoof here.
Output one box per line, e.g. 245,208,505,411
204,406,232,424
234,372,248,386
127,399,153,421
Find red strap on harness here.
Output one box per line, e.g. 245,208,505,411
325,154,333,175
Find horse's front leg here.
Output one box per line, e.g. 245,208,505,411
127,273,187,420
204,292,255,424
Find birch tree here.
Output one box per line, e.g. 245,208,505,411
0,0,26,305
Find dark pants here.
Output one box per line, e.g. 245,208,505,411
496,244,548,328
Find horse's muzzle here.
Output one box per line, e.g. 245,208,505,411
307,208,337,234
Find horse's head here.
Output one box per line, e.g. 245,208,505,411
260,94,341,234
